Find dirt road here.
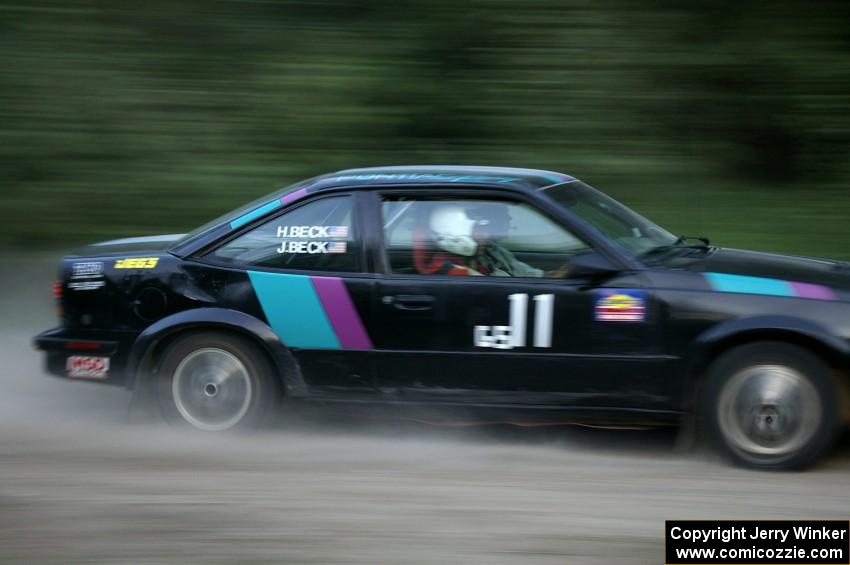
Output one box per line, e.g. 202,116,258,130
1,256,848,564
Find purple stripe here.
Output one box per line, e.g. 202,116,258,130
310,276,373,349
790,281,836,301
280,187,308,206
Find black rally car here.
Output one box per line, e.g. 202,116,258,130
35,166,850,469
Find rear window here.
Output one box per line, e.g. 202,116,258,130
208,195,359,272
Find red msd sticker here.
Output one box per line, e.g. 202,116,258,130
66,356,110,379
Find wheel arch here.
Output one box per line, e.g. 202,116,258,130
682,315,850,412
127,307,307,396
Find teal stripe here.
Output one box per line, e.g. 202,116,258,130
230,200,281,229
247,271,341,349
538,172,569,185
705,272,794,297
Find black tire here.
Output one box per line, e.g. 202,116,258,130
701,341,840,470
153,331,281,431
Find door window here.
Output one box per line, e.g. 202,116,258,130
210,195,358,272
382,197,591,277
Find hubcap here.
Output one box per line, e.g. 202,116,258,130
172,348,252,431
717,364,820,459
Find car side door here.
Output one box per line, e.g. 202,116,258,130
368,189,666,409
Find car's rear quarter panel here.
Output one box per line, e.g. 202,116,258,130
42,253,222,385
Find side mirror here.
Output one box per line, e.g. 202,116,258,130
568,252,620,280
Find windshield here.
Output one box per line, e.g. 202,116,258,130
543,181,677,258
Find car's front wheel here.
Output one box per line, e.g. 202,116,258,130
703,341,841,470
155,331,280,431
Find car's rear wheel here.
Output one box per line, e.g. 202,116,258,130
155,331,280,431
702,341,840,470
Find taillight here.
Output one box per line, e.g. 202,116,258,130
53,281,64,318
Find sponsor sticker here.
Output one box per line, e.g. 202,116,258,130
114,257,159,269
332,173,523,184
66,356,110,379
71,261,104,279
70,261,106,290
594,289,646,322
68,280,105,291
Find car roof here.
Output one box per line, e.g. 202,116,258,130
303,165,575,193
170,165,577,257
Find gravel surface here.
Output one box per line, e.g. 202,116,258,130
1,255,848,564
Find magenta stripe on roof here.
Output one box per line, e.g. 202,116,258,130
790,281,836,301
280,187,308,206
310,276,373,349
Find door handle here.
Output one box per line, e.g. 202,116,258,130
386,294,435,311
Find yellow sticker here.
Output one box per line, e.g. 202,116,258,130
114,257,159,269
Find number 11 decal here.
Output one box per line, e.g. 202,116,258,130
474,293,554,349
532,293,554,347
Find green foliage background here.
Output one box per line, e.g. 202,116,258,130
3,1,850,257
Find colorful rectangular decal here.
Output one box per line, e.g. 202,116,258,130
229,188,309,231
247,271,372,350
704,273,793,297
789,281,837,301
704,272,836,300
279,187,308,206
229,200,282,230
114,257,159,269
594,289,646,322
310,276,373,349
66,356,109,379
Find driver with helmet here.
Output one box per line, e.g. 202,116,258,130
417,202,557,277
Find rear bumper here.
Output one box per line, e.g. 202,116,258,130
33,327,138,386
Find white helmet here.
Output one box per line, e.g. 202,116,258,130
429,205,478,256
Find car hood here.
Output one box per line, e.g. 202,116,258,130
69,234,186,258
680,247,850,289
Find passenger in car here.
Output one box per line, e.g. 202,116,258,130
466,203,543,278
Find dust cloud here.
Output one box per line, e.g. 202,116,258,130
1,256,848,564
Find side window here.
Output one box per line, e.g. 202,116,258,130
210,195,358,272
382,197,591,278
